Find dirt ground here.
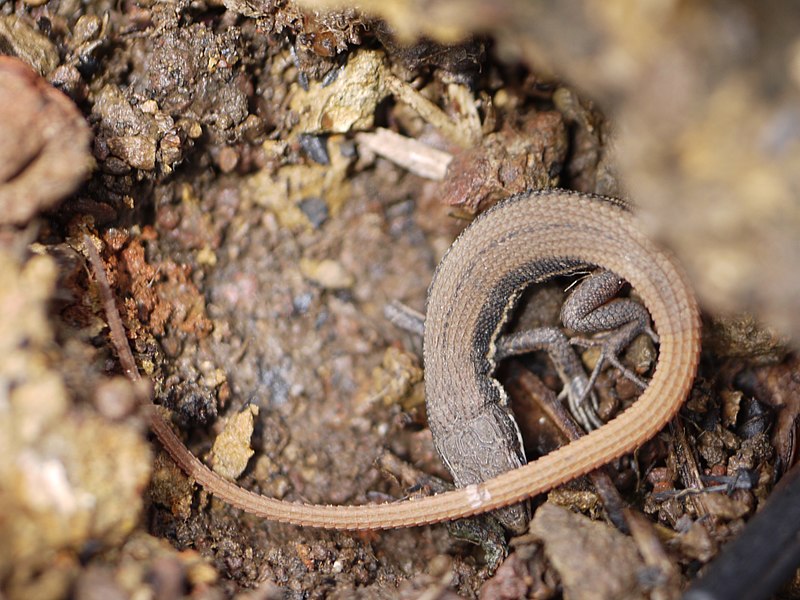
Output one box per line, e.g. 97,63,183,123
1,0,799,599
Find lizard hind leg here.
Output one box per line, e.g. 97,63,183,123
494,327,603,431
562,269,659,411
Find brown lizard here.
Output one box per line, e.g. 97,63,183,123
89,188,701,530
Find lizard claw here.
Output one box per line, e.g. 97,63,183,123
570,320,651,392
558,375,603,431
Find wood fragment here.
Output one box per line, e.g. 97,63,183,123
355,128,452,180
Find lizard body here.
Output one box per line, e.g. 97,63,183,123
142,189,701,530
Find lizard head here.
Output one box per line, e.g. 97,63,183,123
435,403,531,534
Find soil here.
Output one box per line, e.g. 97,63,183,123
0,1,798,599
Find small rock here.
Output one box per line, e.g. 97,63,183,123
107,135,157,171
300,257,354,289
210,405,258,480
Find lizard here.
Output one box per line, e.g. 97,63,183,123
88,188,701,531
